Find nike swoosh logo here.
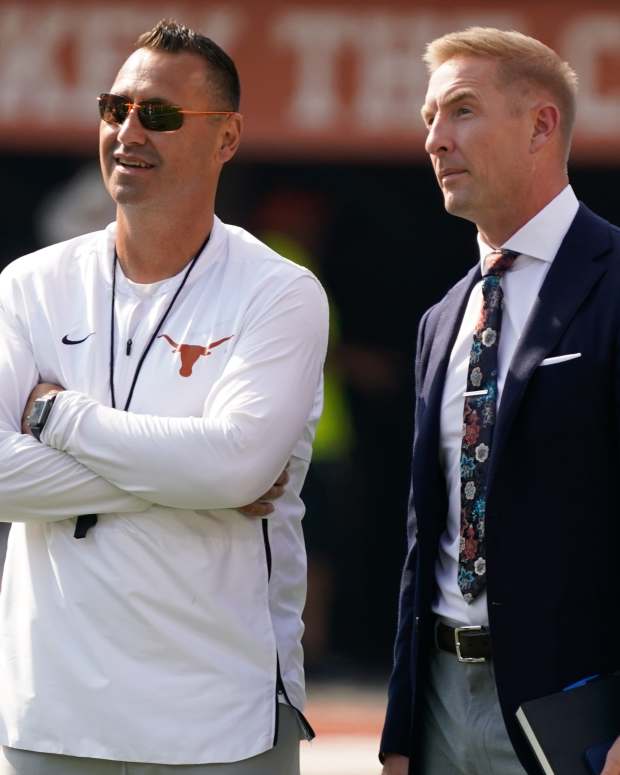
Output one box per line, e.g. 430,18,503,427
61,332,95,345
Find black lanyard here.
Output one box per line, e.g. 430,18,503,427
109,233,209,410
73,232,209,540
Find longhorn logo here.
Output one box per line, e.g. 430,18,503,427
157,334,233,377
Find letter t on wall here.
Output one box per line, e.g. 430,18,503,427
274,11,357,129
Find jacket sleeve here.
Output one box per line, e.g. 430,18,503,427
42,275,329,510
0,301,151,523
380,308,431,760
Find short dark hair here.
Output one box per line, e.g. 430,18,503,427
136,19,241,111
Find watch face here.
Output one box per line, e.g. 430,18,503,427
29,399,49,428
28,394,57,440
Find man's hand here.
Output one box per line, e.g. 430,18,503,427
382,753,409,775
22,382,64,435
238,467,289,518
601,736,620,775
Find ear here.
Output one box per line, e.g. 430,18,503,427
216,113,243,164
530,103,561,153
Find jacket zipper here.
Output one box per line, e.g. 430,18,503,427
261,519,316,745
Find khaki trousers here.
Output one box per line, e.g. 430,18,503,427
0,706,302,775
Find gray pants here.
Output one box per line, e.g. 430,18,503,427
0,706,301,775
417,623,527,775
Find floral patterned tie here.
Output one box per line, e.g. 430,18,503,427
458,249,519,602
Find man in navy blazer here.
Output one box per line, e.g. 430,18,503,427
380,27,620,775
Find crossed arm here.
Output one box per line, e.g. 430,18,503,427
1,274,328,522
22,381,287,517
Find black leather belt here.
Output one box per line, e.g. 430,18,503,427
436,620,492,663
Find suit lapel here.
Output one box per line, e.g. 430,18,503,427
487,204,612,484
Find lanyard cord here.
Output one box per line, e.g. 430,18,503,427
75,232,210,539
109,233,209,410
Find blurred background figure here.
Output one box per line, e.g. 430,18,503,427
1,2,618,772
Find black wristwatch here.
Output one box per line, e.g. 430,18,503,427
27,392,58,442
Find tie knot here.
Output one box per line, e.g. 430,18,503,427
484,249,519,277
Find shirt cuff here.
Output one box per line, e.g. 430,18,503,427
40,389,89,451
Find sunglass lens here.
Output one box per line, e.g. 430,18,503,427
97,94,184,131
139,103,183,131
98,94,129,125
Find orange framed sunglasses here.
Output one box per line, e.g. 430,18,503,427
98,92,237,132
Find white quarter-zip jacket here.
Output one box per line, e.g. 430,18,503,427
0,216,328,764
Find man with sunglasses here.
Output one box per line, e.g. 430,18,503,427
0,19,328,775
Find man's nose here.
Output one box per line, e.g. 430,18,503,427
424,117,453,157
116,105,147,145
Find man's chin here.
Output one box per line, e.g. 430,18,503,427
108,184,150,207
443,192,476,221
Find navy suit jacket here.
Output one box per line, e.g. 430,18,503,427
381,204,620,774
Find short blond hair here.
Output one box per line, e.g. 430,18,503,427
424,28,578,149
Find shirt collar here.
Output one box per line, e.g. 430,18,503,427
477,184,579,271
100,215,225,290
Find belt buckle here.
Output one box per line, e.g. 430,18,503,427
454,625,486,663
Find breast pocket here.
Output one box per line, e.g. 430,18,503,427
539,352,582,367
526,351,606,439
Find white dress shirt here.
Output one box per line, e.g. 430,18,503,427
433,185,580,626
